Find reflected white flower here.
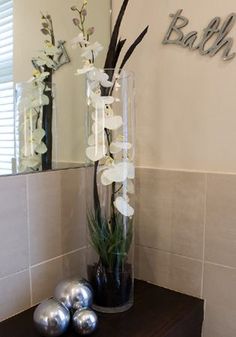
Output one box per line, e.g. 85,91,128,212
34,53,56,68
81,42,103,60
32,128,47,154
114,196,134,217
29,71,50,83
71,33,88,49
18,92,49,112
42,43,59,56
19,154,41,172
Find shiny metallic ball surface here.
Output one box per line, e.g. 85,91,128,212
33,299,70,337
54,279,93,311
73,309,98,335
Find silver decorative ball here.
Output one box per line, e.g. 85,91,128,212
73,309,98,335
54,279,93,311
33,299,70,337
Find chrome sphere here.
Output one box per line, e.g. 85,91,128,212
54,279,93,311
73,309,98,335
33,299,70,337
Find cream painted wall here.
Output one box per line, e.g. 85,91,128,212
14,0,111,164
112,0,236,173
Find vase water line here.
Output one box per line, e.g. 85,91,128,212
85,69,135,313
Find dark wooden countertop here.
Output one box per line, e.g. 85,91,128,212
0,280,204,337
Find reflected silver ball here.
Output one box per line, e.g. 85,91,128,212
54,279,93,311
73,309,98,335
33,299,70,337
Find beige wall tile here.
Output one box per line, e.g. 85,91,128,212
206,174,236,267
0,176,29,278
0,271,30,322
135,245,202,298
60,168,86,253
28,172,62,265
203,263,236,337
136,169,205,259
31,249,86,305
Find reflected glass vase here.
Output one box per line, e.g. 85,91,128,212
85,69,135,313
14,81,56,173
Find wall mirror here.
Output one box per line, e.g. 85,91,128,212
0,0,111,176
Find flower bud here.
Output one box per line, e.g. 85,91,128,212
41,28,49,35
71,5,77,11
73,18,80,26
81,9,87,16
87,27,95,35
42,22,49,29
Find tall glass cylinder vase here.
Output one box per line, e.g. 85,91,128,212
85,69,135,313
14,81,56,173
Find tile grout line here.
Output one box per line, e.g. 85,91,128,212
26,176,33,306
135,244,203,263
30,246,87,269
135,166,236,176
200,173,207,298
204,260,236,270
0,268,29,282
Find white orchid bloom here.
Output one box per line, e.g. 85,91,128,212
101,161,135,185
90,91,114,109
91,104,123,132
87,69,113,88
81,42,103,60
76,61,94,75
114,196,134,217
86,126,107,162
110,141,132,154
71,33,88,49
86,145,107,162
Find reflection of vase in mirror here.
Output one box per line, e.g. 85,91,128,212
14,82,57,173
6,0,111,177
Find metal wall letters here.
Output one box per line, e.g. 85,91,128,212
162,9,236,61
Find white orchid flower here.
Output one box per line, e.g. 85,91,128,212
81,42,103,60
76,61,94,75
110,141,132,154
90,91,114,109
72,33,88,49
91,104,123,132
87,69,113,88
86,145,107,162
86,126,107,162
114,196,134,217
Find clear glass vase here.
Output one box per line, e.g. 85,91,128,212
14,81,56,173
85,69,135,313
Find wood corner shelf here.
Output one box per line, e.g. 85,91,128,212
0,280,204,337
